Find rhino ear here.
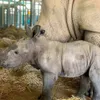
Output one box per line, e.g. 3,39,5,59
32,25,41,37
25,24,33,38
25,25,41,38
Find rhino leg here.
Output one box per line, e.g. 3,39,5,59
85,83,93,98
89,56,100,100
84,32,100,47
77,68,93,99
38,72,57,100
77,75,90,99
82,32,100,98
89,75,100,99
89,71,100,100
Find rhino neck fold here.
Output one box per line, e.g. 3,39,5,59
36,0,76,42
67,0,77,40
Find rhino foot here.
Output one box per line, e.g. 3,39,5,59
77,95,86,100
38,94,51,100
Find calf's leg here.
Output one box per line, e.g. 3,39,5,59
77,75,90,99
89,58,100,100
77,68,93,99
38,72,58,100
89,71,100,100
78,32,100,98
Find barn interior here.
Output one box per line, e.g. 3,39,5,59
0,0,91,100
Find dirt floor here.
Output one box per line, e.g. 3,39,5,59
0,66,91,100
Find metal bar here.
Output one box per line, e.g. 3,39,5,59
14,0,17,27
33,0,36,25
30,0,32,26
24,0,27,26
8,0,11,26
2,0,4,27
23,0,24,27
19,0,21,28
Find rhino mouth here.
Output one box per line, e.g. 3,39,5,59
0,61,11,68
0,60,17,68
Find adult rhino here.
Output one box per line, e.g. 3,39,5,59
37,0,100,44
1,29,100,100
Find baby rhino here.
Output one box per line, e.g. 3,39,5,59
0,34,100,100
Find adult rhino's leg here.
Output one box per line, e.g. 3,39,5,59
38,72,57,100
84,32,100,47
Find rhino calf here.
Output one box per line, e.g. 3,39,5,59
1,34,100,100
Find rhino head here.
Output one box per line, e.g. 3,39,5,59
0,25,45,68
0,39,34,68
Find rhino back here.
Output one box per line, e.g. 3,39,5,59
62,41,92,77
73,0,100,33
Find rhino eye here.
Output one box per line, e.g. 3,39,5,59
40,30,45,35
14,51,18,54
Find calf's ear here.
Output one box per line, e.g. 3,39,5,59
25,24,33,38
25,25,41,38
32,25,41,37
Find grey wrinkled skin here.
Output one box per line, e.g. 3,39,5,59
1,33,100,100
26,25,93,98
37,0,100,98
